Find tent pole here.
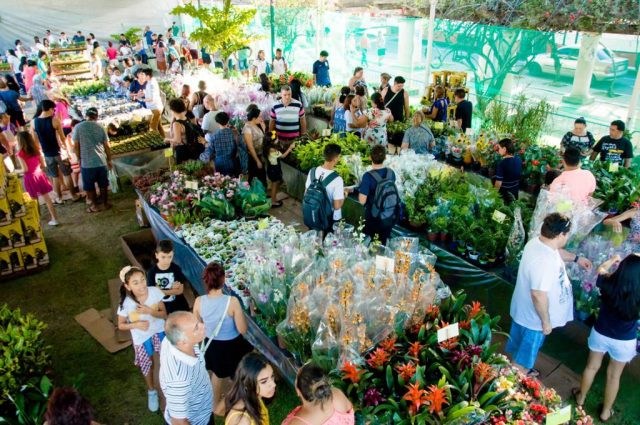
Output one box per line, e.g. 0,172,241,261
270,0,275,59
424,0,437,87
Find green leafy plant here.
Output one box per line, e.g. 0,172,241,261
0,376,53,425
521,144,561,186
584,161,640,213
110,27,142,45
0,305,51,415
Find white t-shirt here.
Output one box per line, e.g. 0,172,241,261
201,110,220,134
252,59,268,75
117,286,166,345
144,78,163,111
272,57,286,76
7,55,21,74
305,166,345,221
510,238,573,331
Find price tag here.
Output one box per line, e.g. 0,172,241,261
375,255,395,273
609,162,619,173
556,200,573,213
437,322,459,343
492,210,507,224
164,148,173,158
258,218,269,230
545,405,571,425
185,180,198,190
321,129,331,137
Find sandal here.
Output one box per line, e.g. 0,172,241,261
599,404,615,422
526,368,540,378
571,387,583,406
271,201,283,208
86,205,100,213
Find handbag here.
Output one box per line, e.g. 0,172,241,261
199,296,232,353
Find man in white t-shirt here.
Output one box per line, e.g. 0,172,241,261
271,48,287,76
507,213,592,376
200,95,220,135
304,143,345,231
135,68,165,137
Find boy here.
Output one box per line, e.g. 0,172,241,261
147,239,190,313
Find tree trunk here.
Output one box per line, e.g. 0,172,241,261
563,32,601,105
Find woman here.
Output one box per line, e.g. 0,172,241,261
106,41,119,67
347,95,367,137
0,79,29,129
401,111,434,155
331,92,347,134
348,67,368,99
251,50,269,77
290,79,307,108
603,205,640,244
155,41,168,74
354,86,367,113
560,117,595,157
51,91,72,135
494,138,522,204
6,50,23,92
258,73,271,93
44,388,99,425
330,87,350,128
243,105,267,187
425,85,449,123
23,60,37,94
180,84,194,121
378,72,391,93
283,362,354,425
92,41,106,72
224,353,275,425
194,262,253,417
191,80,209,118
363,92,393,146
36,51,48,80
575,254,640,422
164,98,198,164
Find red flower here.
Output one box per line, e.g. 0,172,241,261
379,337,397,353
544,11,551,18
408,341,423,358
425,385,449,414
340,362,365,383
402,383,429,416
570,13,576,22
532,160,540,166
366,347,391,369
468,301,483,318
396,362,417,382
425,305,440,320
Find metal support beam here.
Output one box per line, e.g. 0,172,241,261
424,0,437,87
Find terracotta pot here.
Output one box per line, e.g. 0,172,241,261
427,232,438,242
439,232,448,242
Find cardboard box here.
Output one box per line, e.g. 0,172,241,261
0,160,7,198
20,245,38,270
6,175,25,217
6,220,25,248
8,248,23,272
108,278,132,342
75,308,132,353
24,198,40,222
120,229,157,271
0,197,11,226
21,216,42,245
31,241,49,266
0,250,12,275
0,225,12,251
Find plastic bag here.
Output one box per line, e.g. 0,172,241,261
108,168,119,193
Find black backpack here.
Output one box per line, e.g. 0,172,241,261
303,167,338,231
175,119,204,162
370,169,400,226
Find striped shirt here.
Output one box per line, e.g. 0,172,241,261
270,100,304,141
159,338,213,425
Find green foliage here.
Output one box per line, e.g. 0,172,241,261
172,2,258,70
0,376,52,425
521,144,561,186
584,161,640,212
110,27,142,45
60,81,108,97
482,94,555,145
0,305,51,414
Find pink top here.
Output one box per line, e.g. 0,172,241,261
106,47,118,60
282,405,354,425
17,150,43,174
55,101,71,128
549,168,596,205
23,66,36,93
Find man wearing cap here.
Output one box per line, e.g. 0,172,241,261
312,51,331,87
72,107,113,212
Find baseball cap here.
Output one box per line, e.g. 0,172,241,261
85,107,98,118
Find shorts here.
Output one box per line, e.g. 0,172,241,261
267,159,283,183
238,59,249,71
204,335,253,378
7,109,26,127
44,155,72,178
133,332,165,376
505,321,546,370
81,166,109,191
588,328,637,363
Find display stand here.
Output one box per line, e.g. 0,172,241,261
50,46,92,82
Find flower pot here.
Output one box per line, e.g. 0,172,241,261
438,232,448,242
427,232,438,242
468,251,480,261
478,256,488,265
457,245,467,255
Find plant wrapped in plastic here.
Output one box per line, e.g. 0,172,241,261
198,195,235,221
234,179,272,217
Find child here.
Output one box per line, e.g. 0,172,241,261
64,119,82,195
265,133,295,207
147,239,190,313
117,265,166,412
16,131,59,226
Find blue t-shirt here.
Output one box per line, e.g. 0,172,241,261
495,156,522,199
431,98,449,122
312,60,331,86
144,31,153,46
358,168,396,215
333,106,346,133
0,90,21,112
595,275,639,341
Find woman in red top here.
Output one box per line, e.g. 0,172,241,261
106,41,119,67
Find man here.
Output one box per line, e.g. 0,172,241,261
160,311,213,425
269,85,307,144
378,72,391,93
381,76,410,123
171,21,180,38
507,213,592,376
72,107,112,212
312,51,331,87
453,88,472,132
135,68,165,137
234,46,252,77
550,146,596,204
201,95,219,135
590,120,633,168
143,26,153,49
359,34,369,66
0,79,30,128
304,143,345,233
272,48,287,76
45,30,56,45
72,31,85,44
119,33,131,47
58,32,70,47
357,145,399,245
32,100,79,203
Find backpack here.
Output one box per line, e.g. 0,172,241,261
175,119,204,162
303,167,338,231
370,169,400,226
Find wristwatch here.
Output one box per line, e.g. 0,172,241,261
574,255,580,263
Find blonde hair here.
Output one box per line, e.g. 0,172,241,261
412,110,425,127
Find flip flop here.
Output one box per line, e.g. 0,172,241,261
271,201,283,208
86,205,100,213
571,387,583,406
526,368,540,378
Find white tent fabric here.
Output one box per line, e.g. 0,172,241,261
0,0,183,50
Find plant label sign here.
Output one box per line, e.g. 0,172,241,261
375,255,395,273
185,181,198,190
545,405,571,425
609,162,619,173
164,148,173,158
321,129,331,137
437,322,459,343
492,210,507,224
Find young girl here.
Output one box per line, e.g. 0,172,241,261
117,266,167,413
265,134,295,208
16,131,59,226
224,353,276,425
65,120,82,195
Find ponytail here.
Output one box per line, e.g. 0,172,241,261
371,92,384,110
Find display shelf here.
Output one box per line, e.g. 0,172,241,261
50,46,87,54
51,59,90,66
53,68,93,76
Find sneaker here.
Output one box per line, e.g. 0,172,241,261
48,220,60,226
147,389,159,412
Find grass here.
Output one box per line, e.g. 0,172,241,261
2,182,296,424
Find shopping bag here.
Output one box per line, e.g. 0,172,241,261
108,168,119,193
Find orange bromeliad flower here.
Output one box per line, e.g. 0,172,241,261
469,301,483,318
379,336,398,353
425,305,440,320
395,361,417,382
402,382,429,416
408,341,423,358
459,319,471,330
439,337,458,351
366,347,391,369
340,361,365,384
474,361,496,383
425,385,449,414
